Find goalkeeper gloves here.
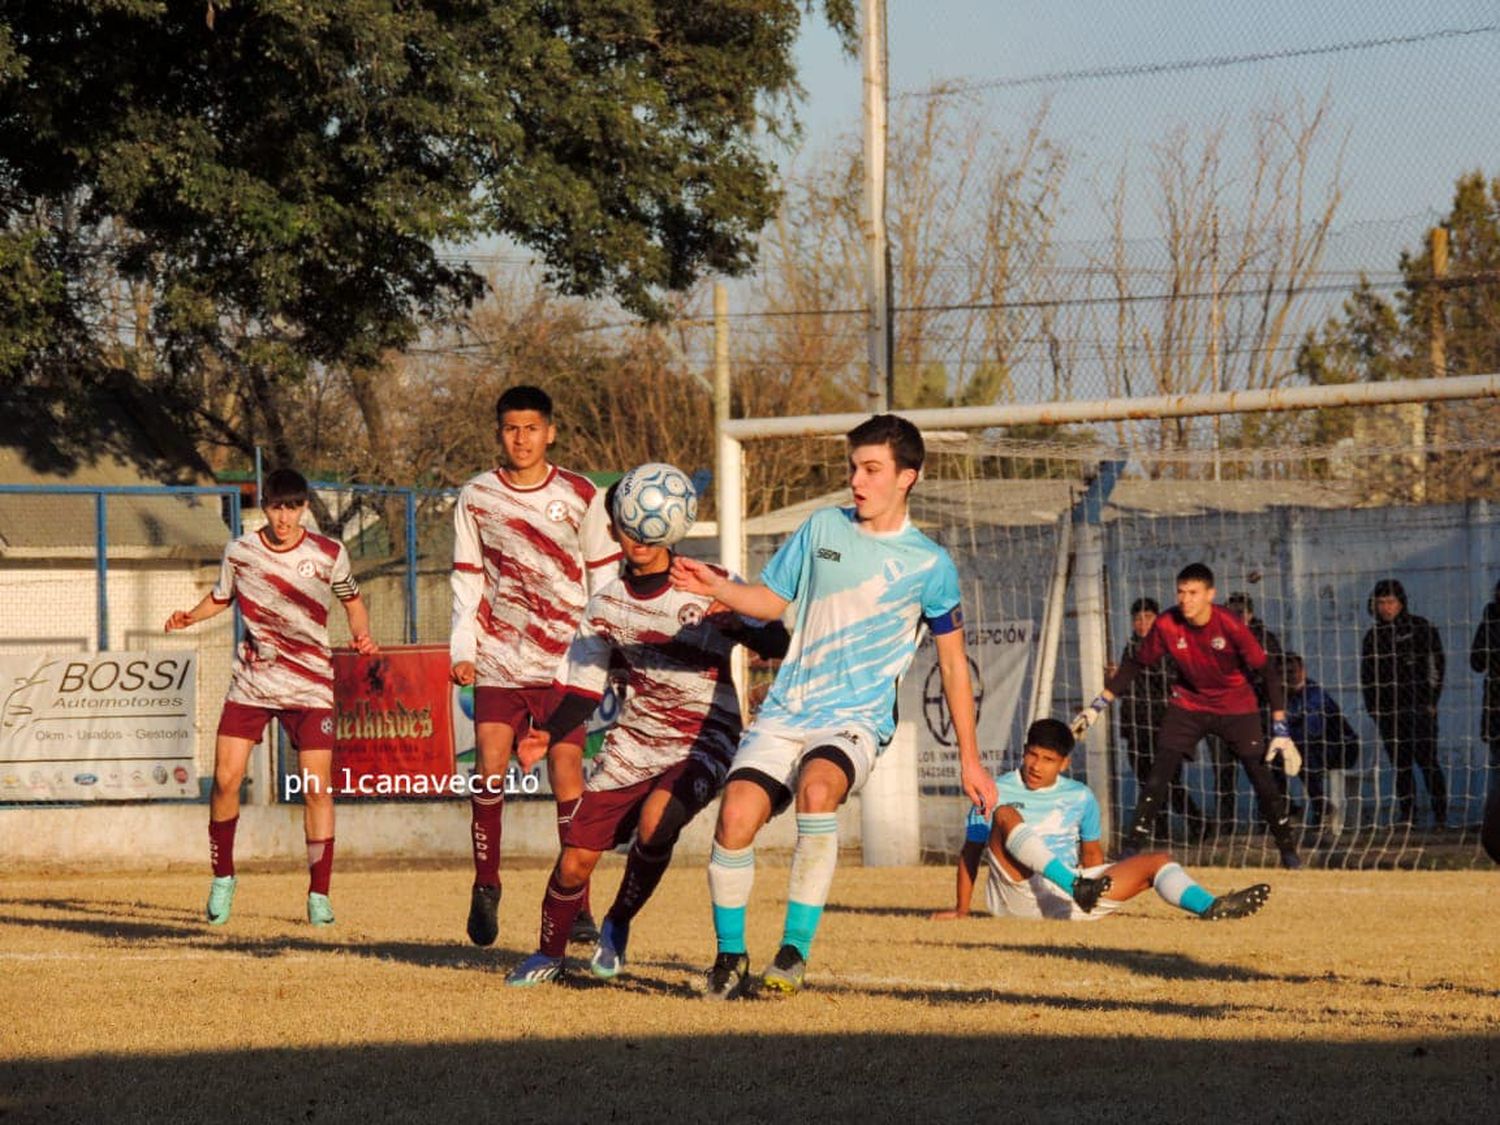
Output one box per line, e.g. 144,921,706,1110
1265,718,1303,777
1070,695,1110,738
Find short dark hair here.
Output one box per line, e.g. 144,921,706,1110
1225,591,1254,614
1026,718,1074,757
846,413,925,474
261,468,308,508
1177,562,1215,587
603,480,622,526
495,385,553,424
1130,597,1160,615
1284,651,1305,676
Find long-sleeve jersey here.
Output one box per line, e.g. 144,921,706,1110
1106,604,1283,714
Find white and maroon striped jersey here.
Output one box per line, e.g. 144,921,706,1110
558,567,745,791
450,465,621,688
211,527,359,710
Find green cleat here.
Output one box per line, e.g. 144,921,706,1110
306,892,336,927
760,944,807,995
206,875,237,926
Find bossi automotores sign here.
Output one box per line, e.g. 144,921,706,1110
898,619,1034,795
331,645,458,798
0,652,197,801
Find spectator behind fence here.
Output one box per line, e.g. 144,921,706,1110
1283,652,1361,838
1359,578,1447,829
1225,592,1297,821
1468,579,1500,772
1110,597,1201,841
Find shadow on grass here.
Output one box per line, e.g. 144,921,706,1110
1,1034,1489,1123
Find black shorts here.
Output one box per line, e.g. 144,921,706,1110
1158,708,1264,762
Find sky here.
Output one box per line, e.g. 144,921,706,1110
781,0,1498,255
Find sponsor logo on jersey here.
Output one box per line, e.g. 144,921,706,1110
1211,636,1226,650
678,603,705,627
816,548,842,562
546,499,569,522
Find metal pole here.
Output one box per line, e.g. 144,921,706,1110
405,489,419,644
95,492,108,652
254,445,264,507
714,283,750,718
861,0,890,413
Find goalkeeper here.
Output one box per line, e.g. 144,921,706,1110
1071,563,1303,869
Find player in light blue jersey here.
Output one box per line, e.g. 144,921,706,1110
932,719,1270,923
672,414,996,997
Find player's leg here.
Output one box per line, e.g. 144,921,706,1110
1220,712,1300,867
1132,851,1272,920
987,805,1111,912
467,687,519,945
294,719,337,926
206,702,270,925
545,736,599,942
1123,708,1203,855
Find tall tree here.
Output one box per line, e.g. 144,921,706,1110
0,1,854,472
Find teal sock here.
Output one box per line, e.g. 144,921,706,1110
1042,858,1078,895
1182,885,1215,915
1006,823,1076,894
708,842,755,955
1154,861,1214,916
782,901,824,959
782,813,839,960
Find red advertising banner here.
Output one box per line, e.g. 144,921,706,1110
332,645,456,799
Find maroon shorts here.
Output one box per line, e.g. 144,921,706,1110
218,701,334,752
566,757,722,852
473,685,585,747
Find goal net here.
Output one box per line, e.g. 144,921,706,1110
723,375,1500,869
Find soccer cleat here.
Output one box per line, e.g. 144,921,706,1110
590,916,629,980
506,951,564,987
466,883,501,946
569,908,601,946
205,875,237,925
1071,873,1112,914
761,944,807,995
698,952,752,1000
1202,883,1271,921
1279,849,1303,871
306,892,335,927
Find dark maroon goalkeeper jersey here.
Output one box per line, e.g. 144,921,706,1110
1111,604,1267,714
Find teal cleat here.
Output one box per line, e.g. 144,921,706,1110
306,892,336,927
206,875,237,926
506,952,564,987
590,916,629,980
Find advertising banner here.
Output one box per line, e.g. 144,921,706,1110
331,645,457,798
0,652,198,801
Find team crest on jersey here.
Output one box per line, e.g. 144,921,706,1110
320,716,334,736
297,559,318,578
1175,637,1188,650
545,499,569,522
678,603,705,627
1211,636,1227,650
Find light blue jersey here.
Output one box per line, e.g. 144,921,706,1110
966,770,1101,866
756,506,963,744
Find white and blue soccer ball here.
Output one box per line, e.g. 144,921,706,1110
612,462,698,546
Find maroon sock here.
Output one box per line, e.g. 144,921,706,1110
555,796,590,915
609,841,673,926
306,837,334,895
209,816,238,877
539,867,587,958
471,792,504,886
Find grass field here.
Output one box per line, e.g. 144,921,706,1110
2,858,1496,1123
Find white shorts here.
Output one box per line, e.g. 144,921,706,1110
983,849,1123,922
726,719,880,808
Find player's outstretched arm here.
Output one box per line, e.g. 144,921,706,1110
670,556,789,622
934,629,997,815
931,840,984,920
342,595,378,655
164,592,228,633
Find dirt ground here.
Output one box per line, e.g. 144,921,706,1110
1,858,1496,1123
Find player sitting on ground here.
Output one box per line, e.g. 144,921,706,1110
450,385,621,950
506,481,789,986
932,719,1269,923
672,413,996,998
165,468,378,927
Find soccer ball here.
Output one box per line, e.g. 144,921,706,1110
612,462,698,546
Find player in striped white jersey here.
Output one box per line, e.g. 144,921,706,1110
932,719,1270,924
506,480,789,985
449,385,621,948
165,469,377,928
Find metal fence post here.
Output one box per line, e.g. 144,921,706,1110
405,489,419,643
95,491,108,652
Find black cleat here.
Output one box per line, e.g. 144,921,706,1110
569,908,601,946
1202,883,1271,921
698,952,752,1000
1072,874,1112,914
467,883,501,946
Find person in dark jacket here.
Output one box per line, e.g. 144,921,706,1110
1468,579,1500,771
1224,592,1296,821
1283,652,1361,836
1359,578,1447,827
1112,597,1200,840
